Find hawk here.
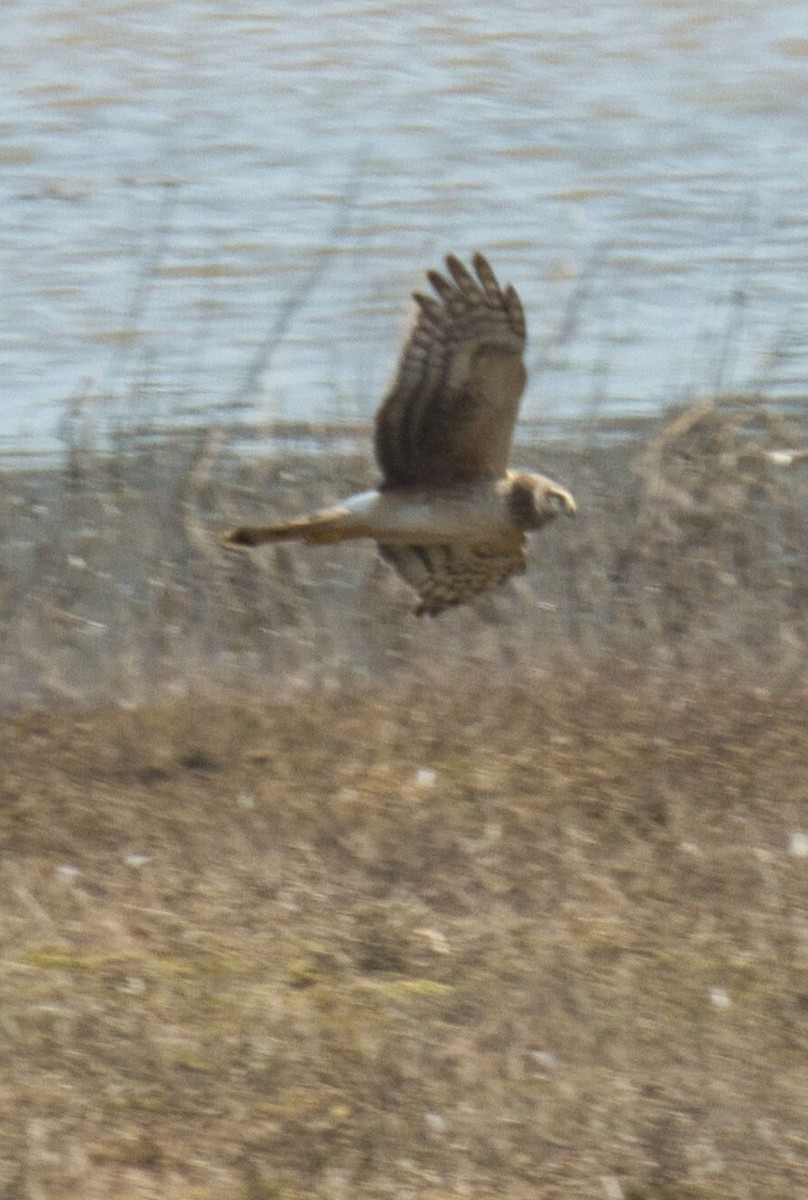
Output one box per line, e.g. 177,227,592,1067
223,253,576,615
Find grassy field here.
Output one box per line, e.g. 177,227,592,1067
1,398,807,1198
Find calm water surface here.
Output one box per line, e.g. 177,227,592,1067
2,0,808,457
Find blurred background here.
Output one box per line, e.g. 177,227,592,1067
4,0,808,458
1,0,807,704
3,7,808,1199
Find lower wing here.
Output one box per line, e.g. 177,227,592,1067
378,539,526,616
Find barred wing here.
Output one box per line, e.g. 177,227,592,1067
378,537,527,616
374,254,527,488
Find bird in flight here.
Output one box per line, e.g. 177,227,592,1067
223,253,576,615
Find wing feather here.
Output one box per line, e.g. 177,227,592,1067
374,253,527,488
378,537,527,615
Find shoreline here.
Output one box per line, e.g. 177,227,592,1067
4,390,807,473
0,395,805,712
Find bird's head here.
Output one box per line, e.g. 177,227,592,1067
506,471,577,530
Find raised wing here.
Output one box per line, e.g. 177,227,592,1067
378,537,527,616
374,253,527,488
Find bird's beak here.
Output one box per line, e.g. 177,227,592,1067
549,488,577,515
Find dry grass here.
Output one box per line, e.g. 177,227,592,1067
1,398,808,1197
1,396,807,709
1,672,807,1198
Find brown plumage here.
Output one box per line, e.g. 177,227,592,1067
374,253,527,488
223,253,576,615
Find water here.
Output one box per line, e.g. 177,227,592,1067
3,0,808,459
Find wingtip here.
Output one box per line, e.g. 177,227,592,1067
438,251,500,295
444,253,476,290
412,290,442,319
426,268,455,302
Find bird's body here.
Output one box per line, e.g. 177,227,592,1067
232,471,571,547
224,253,576,614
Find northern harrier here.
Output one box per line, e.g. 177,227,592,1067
223,253,576,615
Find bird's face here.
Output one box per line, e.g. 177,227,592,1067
543,484,578,518
506,472,577,530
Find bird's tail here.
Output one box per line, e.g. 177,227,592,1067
222,506,361,548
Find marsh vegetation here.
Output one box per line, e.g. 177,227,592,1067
1,398,807,1198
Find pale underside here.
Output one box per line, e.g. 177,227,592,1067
323,480,532,616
